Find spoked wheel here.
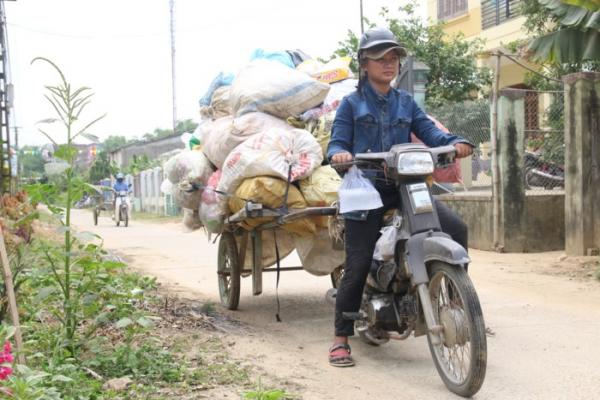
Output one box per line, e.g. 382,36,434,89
93,208,99,226
427,262,487,397
122,208,129,227
217,232,240,310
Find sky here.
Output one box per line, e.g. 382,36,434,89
5,0,426,146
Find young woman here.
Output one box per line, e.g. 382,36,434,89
326,27,473,367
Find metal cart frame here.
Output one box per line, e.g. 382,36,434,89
91,186,115,226
217,201,340,310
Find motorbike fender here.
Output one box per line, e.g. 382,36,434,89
405,232,470,286
423,235,470,266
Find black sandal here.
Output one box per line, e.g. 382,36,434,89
329,343,355,367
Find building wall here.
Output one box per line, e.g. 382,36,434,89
438,193,565,252
109,135,184,170
427,0,530,88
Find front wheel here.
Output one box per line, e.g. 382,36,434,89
122,207,129,227
93,208,99,226
427,262,487,397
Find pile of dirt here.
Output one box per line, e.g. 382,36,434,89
543,255,600,280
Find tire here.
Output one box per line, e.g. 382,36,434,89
524,167,535,189
426,262,487,397
123,207,129,227
217,232,241,310
93,208,98,226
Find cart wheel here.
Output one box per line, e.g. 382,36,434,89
218,232,240,310
330,264,345,289
93,208,99,226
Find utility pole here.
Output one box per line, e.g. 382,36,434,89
12,126,19,189
491,52,502,252
0,0,11,193
169,0,177,135
359,0,364,34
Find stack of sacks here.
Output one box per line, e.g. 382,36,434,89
189,50,356,274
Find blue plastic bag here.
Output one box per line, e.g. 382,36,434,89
198,71,235,106
249,48,295,69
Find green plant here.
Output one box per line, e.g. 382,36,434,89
329,1,492,107
242,379,294,400
2,365,63,400
523,0,599,64
29,57,107,356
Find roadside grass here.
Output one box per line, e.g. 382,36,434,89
129,211,182,224
2,218,297,399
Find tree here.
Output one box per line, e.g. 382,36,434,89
330,3,492,107
101,135,130,153
516,0,599,164
125,154,159,176
142,119,199,141
87,151,117,184
19,146,45,178
523,0,600,64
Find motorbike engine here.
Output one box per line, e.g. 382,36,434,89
365,294,398,331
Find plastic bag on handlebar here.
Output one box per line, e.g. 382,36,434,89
338,166,383,214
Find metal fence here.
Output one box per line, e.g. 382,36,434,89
428,99,492,189
521,89,565,193
427,88,565,194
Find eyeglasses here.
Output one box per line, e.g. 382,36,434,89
370,56,400,66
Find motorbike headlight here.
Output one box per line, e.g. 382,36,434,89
396,152,435,175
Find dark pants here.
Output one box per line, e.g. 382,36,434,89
334,184,468,337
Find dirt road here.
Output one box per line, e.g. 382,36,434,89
72,209,600,400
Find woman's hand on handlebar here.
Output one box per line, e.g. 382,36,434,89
331,151,353,164
454,143,473,158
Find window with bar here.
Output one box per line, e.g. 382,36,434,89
481,0,520,30
438,0,469,21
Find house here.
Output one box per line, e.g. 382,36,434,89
108,133,184,170
427,0,552,132
72,143,97,170
427,0,528,88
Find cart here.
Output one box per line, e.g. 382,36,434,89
217,201,342,310
90,185,115,226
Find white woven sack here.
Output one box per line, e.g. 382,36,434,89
217,128,323,203
229,60,330,119
163,150,213,185
294,229,344,276
202,112,293,169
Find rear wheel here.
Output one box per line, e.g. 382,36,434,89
217,232,240,310
427,262,487,397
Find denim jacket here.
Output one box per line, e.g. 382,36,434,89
327,81,470,160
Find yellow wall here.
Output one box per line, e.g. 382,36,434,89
427,0,530,87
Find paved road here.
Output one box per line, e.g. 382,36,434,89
73,209,600,400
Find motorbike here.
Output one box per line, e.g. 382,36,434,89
524,151,564,190
114,190,131,227
335,143,487,397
